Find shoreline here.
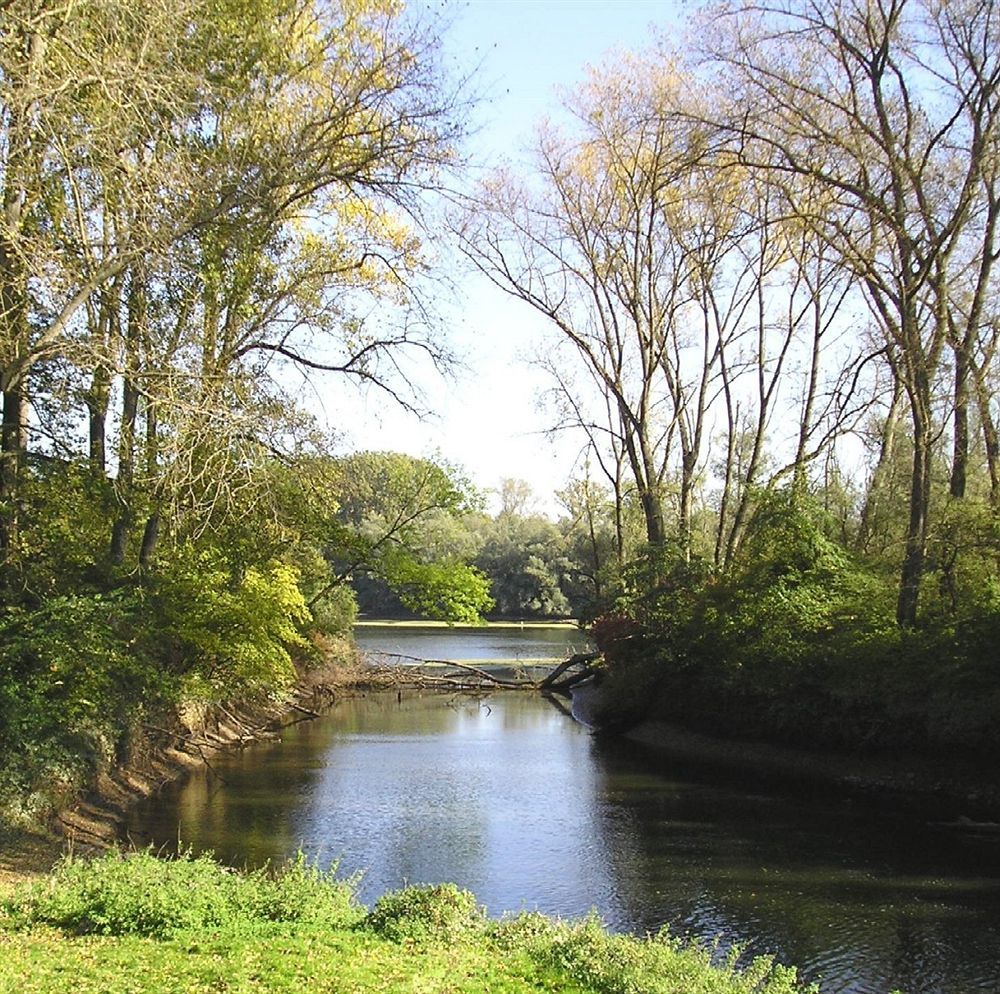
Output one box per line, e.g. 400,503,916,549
0,651,384,885
572,683,1000,821
354,618,581,630
1,655,574,885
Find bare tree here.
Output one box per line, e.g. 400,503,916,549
700,0,1000,623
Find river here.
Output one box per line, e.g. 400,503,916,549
126,625,1000,994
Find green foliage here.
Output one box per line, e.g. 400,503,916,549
0,592,167,825
380,550,493,623
0,852,822,994
475,511,574,617
309,583,359,636
704,491,892,674
6,850,359,938
10,462,118,597
333,452,478,529
602,488,1000,755
145,550,311,699
492,914,815,994
321,452,495,623
364,883,484,943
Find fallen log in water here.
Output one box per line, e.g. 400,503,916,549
366,650,601,693
537,652,601,695
367,651,533,688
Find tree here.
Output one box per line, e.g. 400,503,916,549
457,57,713,549
1,0,465,593
701,0,1000,623
319,451,492,623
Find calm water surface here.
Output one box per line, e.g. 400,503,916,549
127,631,1000,994
352,622,589,663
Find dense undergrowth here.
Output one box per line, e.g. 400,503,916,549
590,491,1000,762
0,849,816,994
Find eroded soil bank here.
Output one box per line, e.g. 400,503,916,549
572,682,1000,823
1,649,384,883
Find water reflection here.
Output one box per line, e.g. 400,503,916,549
126,692,1000,994
588,735,1000,994
353,623,588,663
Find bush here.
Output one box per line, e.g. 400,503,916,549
363,883,484,943
0,591,169,825
5,849,359,938
533,915,815,994
144,549,312,700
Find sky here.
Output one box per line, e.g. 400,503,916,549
318,0,687,515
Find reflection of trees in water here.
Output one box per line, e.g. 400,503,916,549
587,737,1000,994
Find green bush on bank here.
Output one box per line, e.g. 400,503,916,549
0,850,818,994
594,491,1000,758
5,850,360,938
365,882,484,942
0,546,322,828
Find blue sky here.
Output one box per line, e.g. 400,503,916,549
326,0,687,514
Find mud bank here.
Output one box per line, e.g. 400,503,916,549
572,682,1000,822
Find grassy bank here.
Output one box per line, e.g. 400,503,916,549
0,850,815,994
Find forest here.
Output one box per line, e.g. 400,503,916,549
2,0,1000,828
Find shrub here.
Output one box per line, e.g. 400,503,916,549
536,916,815,994
145,549,312,700
5,849,359,938
0,591,168,825
363,883,484,943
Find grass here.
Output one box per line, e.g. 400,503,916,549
0,849,819,994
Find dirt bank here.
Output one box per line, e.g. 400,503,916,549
0,646,385,884
573,682,1000,822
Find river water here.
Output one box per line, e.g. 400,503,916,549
126,626,1000,994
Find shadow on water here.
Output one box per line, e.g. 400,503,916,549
587,733,1000,994
126,691,1000,994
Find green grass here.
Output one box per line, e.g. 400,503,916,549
0,850,818,994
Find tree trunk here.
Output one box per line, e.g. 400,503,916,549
87,365,111,474
856,377,903,553
139,513,160,568
678,454,696,563
0,387,27,573
110,274,145,565
897,386,933,627
974,367,1000,510
950,333,971,499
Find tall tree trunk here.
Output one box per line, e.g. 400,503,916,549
897,380,933,627
678,453,696,563
972,358,1000,510
856,377,903,553
950,332,971,499
0,387,27,575
110,274,145,565
87,364,111,474
138,397,159,568
109,371,138,565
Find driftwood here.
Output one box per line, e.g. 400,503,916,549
538,652,601,695
367,651,532,689
366,649,601,695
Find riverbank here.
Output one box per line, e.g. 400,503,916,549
355,618,581,629
572,681,1000,822
0,646,584,885
0,642,391,883
0,849,815,994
